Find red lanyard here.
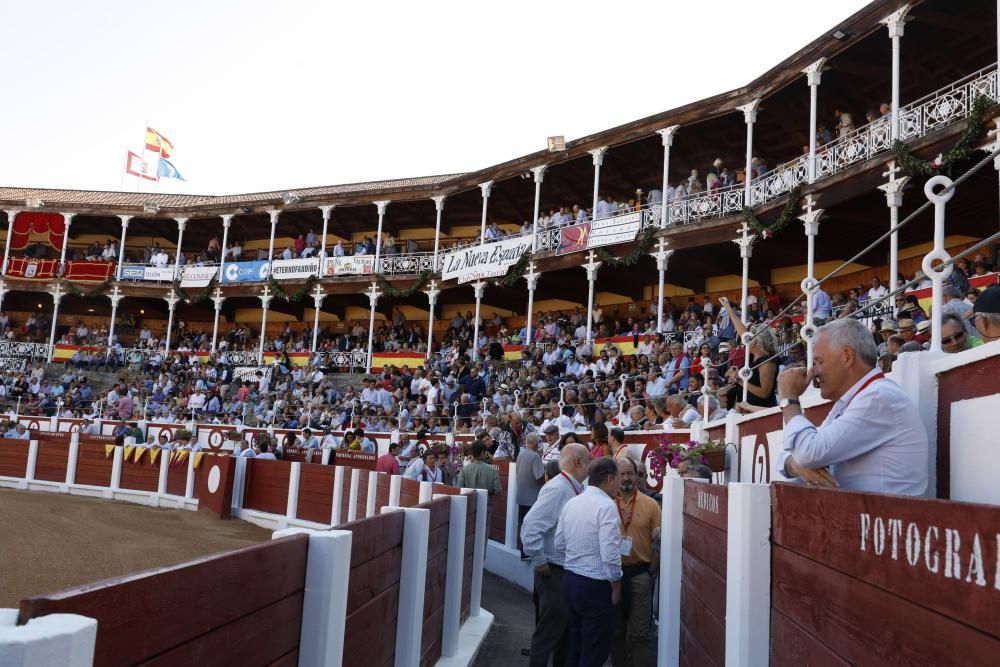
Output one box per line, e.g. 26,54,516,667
561,472,580,496
617,492,637,532
843,372,885,411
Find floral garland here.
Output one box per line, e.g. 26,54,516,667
594,226,657,268
375,270,432,298
59,276,114,298
190,274,218,305
893,94,990,177
742,185,802,240
485,251,530,288
268,274,319,302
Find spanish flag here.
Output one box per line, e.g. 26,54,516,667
145,127,174,158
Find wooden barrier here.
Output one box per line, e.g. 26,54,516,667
340,509,406,666
770,483,1000,663
166,453,192,496
419,496,452,667
73,443,113,487
400,477,421,507
680,480,729,666
0,437,29,478
461,490,477,624
17,533,309,666
243,459,293,515
489,460,510,543
297,462,336,524
118,449,160,492
33,439,69,482
333,450,377,470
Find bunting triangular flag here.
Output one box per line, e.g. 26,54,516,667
193,452,204,469
133,446,145,464
124,445,134,462
149,448,160,465
104,445,115,459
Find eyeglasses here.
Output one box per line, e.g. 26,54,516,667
940,330,966,345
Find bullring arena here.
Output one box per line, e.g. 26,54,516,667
4,0,1000,665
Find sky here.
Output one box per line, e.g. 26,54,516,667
0,0,873,196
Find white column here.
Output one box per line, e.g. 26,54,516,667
524,263,540,345
724,483,773,667
319,205,334,261
46,284,63,361
266,209,280,270
738,100,761,205
881,5,910,141
589,147,608,219
655,126,679,227
0,280,8,312
364,283,381,371
878,161,909,308
650,239,673,333
164,290,180,354
172,218,188,279
658,475,684,665
258,285,274,363
431,196,445,271
803,58,826,183
372,200,389,271
1,209,18,275
441,493,468,657
115,215,132,280
471,280,485,362
393,507,431,666
218,214,233,282
733,223,756,404
58,212,74,265
424,280,439,360
106,286,124,349
478,182,493,243
923,175,955,354
210,288,225,352
799,196,824,369
311,284,326,353
583,251,601,348
529,166,546,252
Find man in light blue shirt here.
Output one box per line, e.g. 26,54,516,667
813,287,833,323
775,318,928,496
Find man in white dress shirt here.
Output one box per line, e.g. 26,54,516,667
775,318,929,495
556,456,623,667
521,443,591,667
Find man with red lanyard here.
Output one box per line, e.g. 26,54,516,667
520,444,592,667
775,319,929,495
610,457,660,667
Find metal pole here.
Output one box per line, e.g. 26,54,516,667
478,183,492,244
47,288,62,361
525,263,539,345
800,196,824,370
583,251,601,349
365,284,380,371
319,205,334,261
431,196,445,271
882,6,909,141
739,100,760,206
879,161,909,313
589,147,607,219
115,215,132,280
173,218,188,280
58,213,74,265
266,210,280,270
219,214,232,283
656,127,678,227
424,280,439,360
107,287,122,348
472,281,485,362
1,210,18,275
373,201,388,270
258,287,272,363
804,59,825,183
211,291,224,352
164,292,178,354
530,167,546,252
311,286,325,353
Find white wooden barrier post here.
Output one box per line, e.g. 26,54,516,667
331,465,345,525
347,468,360,522
64,432,80,486
394,507,430,667
0,610,97,667
184,452,196,499
154,448,168,494
321,448,332,465
111,447,125,491
389,474,402,506
724,483,772,667
464,488,488,617
231,457,248,514
25,440,38,482
441,493,468,657
418,480,433,504
366,471,378,517
504,460,518,550
285,462,301,519
658,475,684,666
271,528,353,667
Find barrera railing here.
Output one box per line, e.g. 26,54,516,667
0,341,52,361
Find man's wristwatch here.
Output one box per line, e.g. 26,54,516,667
778,397,800,409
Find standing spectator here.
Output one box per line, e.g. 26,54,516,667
456,441,502,539
521,443,591,667
556,457,623,667
516,433,545,546
610,457,660,667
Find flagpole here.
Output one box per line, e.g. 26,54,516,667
120,147,128,191
138,119,149,194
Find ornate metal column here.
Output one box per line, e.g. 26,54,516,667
311,284,326,353
266,209,280,270
164,290,180,354
478,182,493,243
46,283,63,361
219,214,233,283
1,210,18,275
115,215,132,280
881,5,910,141
106,285,124,349
739,99,761,205
173,218,188,279
524,263,540,345
583,251,602,348
649,238,674,333
210,288,225,352
364,283,381,371
589,147,608,219
424,280,439,359
878,161,910,310
799,196,824,369
656,126,679,227
0,279,7,312
733,223,756,404
373,200,389,269
431,196,445,271
530,167,546,252
319,205,334,261
58,212,74,266
472,280,486,362
803,58,826,183
258,285,273,363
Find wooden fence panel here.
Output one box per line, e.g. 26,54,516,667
399,477,421,508
296,462,335,524
489,461,510,543
418,496,451,667
0,438,29,478
462,491,476,624
18,534,308,667
119,451,160,492
74,443,113,487
33,439,68,482
679,481,728,666
243,459,292,515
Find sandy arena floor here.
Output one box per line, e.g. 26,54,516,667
0,488,271,608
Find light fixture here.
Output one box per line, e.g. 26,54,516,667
831,29,853,40
282,192,301,205
37,303,42,309
88,308,94,312
143,201,161,215
546,136,566,152
140,308,145,314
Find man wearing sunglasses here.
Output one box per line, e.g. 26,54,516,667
939,314,982,354
972,286,1000,343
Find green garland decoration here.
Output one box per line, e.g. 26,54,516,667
742,185,802,240
190,274,218,305
485,251,531,288
594,226,658,268
268,274,319,302
893,94,990,177
171,276,189,302
58,276,114,298
376,270,432,298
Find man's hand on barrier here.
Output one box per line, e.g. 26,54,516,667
786,455,838,488
534,563,550,577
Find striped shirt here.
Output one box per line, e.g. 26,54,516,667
520,473,580,568
555,486,623,581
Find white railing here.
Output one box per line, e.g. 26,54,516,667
667,184,745,226
899,63,998,140
222,350,260,366
0,341,51,361
375,252,439,275
318,349,369,369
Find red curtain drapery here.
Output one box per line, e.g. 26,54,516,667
9,212,67,251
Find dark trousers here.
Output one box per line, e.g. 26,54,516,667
563,570,616,667
530,565,569,667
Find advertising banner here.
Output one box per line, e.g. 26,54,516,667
270,258,319,280
119,265,146,280
322,256,375,277
441,236,532,283
557,212,642,255
179,265,218,287
221,260,270,283
142,266,176,281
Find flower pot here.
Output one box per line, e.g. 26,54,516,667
703,448,727,472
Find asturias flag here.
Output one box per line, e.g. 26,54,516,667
157,157,186,181
145,127,175,158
